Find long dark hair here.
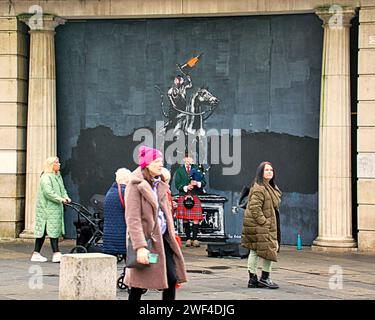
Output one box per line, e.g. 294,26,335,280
252,161,276,188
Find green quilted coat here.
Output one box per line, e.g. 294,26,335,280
34,172,69,238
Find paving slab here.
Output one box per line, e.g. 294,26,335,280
0,240,375,300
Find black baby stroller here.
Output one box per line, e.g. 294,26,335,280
65,194,105,253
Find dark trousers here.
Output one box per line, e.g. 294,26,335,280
34,227,59,253
184,221,199,240
183,222,191,240
128,232,177,301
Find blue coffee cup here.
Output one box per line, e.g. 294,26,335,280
148,253,159,264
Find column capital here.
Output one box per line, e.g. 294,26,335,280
315,6,357,28
18,13,65,32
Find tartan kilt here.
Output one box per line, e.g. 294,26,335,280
176,195,203,220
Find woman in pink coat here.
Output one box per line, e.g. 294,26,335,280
125,146,187,300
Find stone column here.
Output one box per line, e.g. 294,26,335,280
19,15,65,238
312,7,357,251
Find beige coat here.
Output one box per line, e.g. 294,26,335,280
124,167,187,289
241,183,279,262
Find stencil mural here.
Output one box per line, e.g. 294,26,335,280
56,15,323,244
157,54,219,137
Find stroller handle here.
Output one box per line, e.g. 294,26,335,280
70,201,83,207
65,201,91,213
64,201,103,233
64,202,96,219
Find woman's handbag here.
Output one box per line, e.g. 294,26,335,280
126,237,153,269
126,217,158,269
238,185,250,209
117,183,125,209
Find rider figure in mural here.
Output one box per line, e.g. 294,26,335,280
166,54,204,134
167,69,193,133
159,54,218,138
168,73,192,110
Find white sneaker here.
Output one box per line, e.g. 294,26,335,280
52,252,62,263
30,252,47,262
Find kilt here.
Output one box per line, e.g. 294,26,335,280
176,195,203,220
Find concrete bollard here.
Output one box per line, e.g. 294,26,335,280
59,253,117,300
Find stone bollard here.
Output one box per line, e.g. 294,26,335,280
59,253,117,300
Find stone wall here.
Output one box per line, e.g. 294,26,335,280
0,0,374,250
0,0,371,18
357,6,375,251
0,17,28,238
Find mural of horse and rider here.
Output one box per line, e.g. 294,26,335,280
56,15,322,245
156,53,219,138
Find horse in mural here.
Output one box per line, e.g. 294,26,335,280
156,86,219,136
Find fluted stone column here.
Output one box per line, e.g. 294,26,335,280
312,7,357,251
19,15,65,238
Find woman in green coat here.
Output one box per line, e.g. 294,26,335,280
30,157,71,263
241,161,282,289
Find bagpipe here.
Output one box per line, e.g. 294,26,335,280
183,164,208,209
189,165,205,182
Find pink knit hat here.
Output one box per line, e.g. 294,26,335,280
138,146,163,169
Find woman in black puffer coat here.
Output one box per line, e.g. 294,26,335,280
103,168,131,257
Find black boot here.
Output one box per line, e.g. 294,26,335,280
258,271,279,289
192,224,200,247
247,271,258,288
183,222,192,247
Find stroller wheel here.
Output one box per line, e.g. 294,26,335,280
117,276,128,290
70,245,88,254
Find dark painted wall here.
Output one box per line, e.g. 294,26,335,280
56,14,323,244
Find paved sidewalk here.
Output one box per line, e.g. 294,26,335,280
0,239,375,300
